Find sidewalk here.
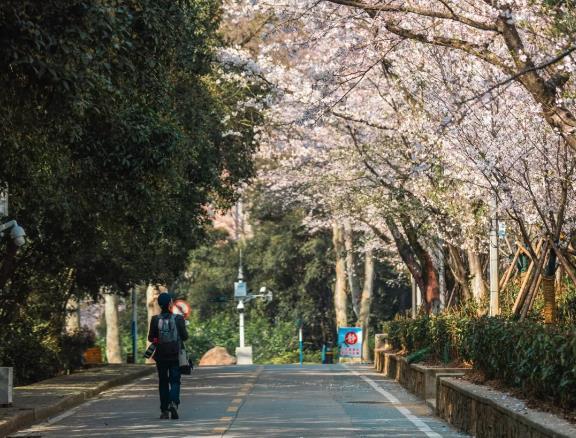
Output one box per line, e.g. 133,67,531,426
0,364,155,437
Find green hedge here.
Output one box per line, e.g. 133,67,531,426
384,315,576,409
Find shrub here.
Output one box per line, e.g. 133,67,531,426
0,317,60,384
59,328,96,372
386,314,576,409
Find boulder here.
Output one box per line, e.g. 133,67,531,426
199,346,237,366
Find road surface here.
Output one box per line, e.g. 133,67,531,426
12,364,467,437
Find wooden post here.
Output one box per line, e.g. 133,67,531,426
512,239,543,316
499,246,522,291
520,240,550,320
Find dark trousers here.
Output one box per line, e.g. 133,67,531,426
156,360,181,411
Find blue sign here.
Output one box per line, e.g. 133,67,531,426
338,327,363,358
234,281,247,298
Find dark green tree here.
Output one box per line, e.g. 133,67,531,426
0,0,265,381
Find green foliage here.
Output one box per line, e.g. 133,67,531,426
183,185,410,358
59,328,96,372
557,282,576,324
183,310,305,364
185,312,239,364
0,317,60,384
386,314,576,410
0,0,265,381
247,316,297,363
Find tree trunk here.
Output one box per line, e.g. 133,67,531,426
385,216,440,313
467,250,486,303
146,283,161,364
447,245,472,300
358,249,374,361
65,297,80,333
104,292,123,364
556,264,565,297
422,254,441,313
332,222,348,329
343,219,361,318
496,17,576,154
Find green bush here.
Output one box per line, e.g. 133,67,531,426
0,318,61,384
59,328,96,372
385,315,576,409
184,311,301,365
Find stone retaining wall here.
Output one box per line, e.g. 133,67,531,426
373,350,576,437
437,377,576,438
377,351,467,404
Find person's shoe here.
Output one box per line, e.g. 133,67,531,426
160,410,170,420
169,402,179,420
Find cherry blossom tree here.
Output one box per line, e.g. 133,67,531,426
223,0,576,321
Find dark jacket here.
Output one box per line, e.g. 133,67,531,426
148,312,188,361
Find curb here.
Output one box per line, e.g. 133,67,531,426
0,366,155,438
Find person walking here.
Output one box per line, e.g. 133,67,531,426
148,292,188,419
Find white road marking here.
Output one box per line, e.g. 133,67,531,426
345,366,443,438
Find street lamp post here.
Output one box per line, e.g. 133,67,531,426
237,299,245,348
234,281,273,365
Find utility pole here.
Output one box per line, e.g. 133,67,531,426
131,287,138,363
489,193,500,316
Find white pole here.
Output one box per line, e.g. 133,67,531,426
411,275,417,318
489,194,500,316
239,300,245,348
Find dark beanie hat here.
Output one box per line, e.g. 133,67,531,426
157,292,172,308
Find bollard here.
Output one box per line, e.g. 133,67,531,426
0,367,13,407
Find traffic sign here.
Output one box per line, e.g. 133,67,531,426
344,331,358,345
172,299,191,319
338,327,363,358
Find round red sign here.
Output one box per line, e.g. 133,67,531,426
172,299,191,319
345,332,358,345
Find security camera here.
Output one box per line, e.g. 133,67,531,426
10,224,26,247
0,220,26,247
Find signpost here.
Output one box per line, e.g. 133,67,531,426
338,327,363,361
299,326,303,367
130,288,137,363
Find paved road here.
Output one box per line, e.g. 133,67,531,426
12,364,467,437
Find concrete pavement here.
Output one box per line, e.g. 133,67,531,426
0,365,155,438
11,364,468,437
